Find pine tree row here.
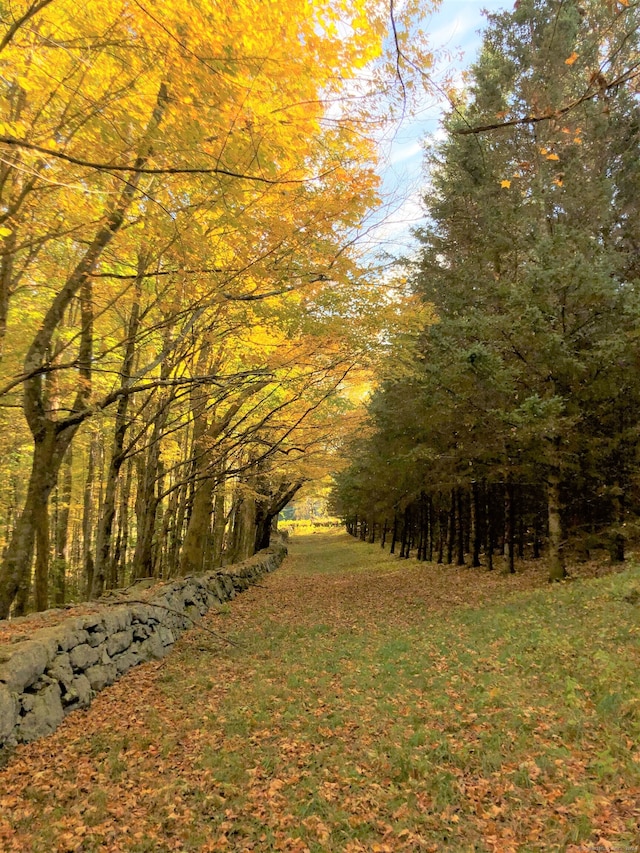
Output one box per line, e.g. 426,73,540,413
333,0,640,580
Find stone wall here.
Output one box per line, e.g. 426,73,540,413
0,542,286,754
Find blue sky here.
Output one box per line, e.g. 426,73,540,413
372,0,510,255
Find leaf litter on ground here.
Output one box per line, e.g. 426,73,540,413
1,531,639,852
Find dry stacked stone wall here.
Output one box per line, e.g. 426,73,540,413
0,542,286,754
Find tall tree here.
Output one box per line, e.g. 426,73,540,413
334,0,640,580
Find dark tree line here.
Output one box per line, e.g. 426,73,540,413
333,0,640,580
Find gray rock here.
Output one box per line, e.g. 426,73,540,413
17,683,64,743
0,641,51,692
69,643,100,671
0,685,18,743
114,648,141,674
133,625,150,641
102,608,131,634
144,604,164,623
32,627,65,658
87,630,107,648
85,663,117,691
210,579,227,601
106,629,133,657
131,604,153,623
82,615,103,630
185,604,201,624
21,693,36,713
46,653,74,689
183,586,199,606
157,627,175,646
220,575,236,598
164,592,184,614
59,626,90,652
139,633,166,661
62,674,92,709
201,591,215,608
28,630,59,660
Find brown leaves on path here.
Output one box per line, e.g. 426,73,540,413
0,532,638,851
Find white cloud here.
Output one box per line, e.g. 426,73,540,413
389,140,424,166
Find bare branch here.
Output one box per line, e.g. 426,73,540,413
0,0,54,54
0,135,335,184
454,66,640,136
389,0,407,110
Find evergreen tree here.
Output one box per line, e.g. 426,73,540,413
334,0,640,579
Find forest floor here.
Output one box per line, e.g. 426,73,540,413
1,532,639,852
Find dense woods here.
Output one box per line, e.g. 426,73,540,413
2,0,639,619
0,0,435,617
332,0,640,580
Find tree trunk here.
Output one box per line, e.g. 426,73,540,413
0,229,16,360
111,457,133,589
505,476,515,574
532,509,542,559
446,489,455,564
547,469,566,581
228,490,257,563
610,481,625,563
180,474,216,575
253,480,302,554
437,507,446,564
131,448,161,580
53,444,72,605
0,422,73,618
33,494,49,611
486,484,494,571
456,488,465,566
400,504,410,558
92,274,141,597
211,476,227,568
167,478,187,574
390,513,398,555
471,480,482,567
82,436,97,598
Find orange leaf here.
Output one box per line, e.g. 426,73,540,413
500,180,511,189
565,52,579,65
546,153,560,161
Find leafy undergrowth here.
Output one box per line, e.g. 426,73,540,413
1,532,639,852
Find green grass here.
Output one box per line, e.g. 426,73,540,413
2,532,639,852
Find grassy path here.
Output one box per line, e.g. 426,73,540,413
1,532,639,852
